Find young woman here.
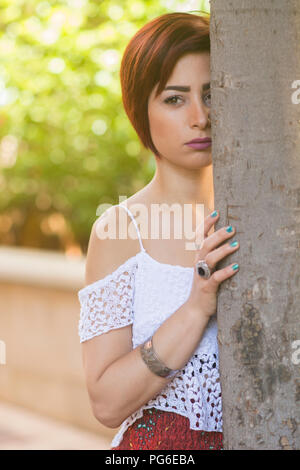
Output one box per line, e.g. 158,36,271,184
78,12,240,450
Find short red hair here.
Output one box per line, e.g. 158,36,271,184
119,12,210,157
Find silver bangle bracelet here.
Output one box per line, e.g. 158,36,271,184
140,336,180,379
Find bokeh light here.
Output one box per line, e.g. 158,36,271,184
0,0,210,253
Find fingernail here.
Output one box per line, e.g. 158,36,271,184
226,225,233,233
230,241,238,247
232,263,239,271
211,210,218,217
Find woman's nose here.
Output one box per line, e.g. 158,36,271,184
189,99,210,129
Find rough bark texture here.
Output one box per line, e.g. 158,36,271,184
210,0,300,449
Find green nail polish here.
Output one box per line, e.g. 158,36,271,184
226,225,233,233
230,241,238,247
232,263,239,271
211,211,218,217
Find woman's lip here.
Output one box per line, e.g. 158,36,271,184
185,141,211,150
186,138,211,144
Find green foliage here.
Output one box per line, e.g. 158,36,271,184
0,0,210,254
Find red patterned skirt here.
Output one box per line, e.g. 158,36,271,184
111,408,223,450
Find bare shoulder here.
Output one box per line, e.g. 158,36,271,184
85,204,141,286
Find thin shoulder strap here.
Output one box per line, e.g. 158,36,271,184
117,203,146,253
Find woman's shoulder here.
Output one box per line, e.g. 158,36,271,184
84,205,141,287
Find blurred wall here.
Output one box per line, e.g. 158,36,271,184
0,246,116,441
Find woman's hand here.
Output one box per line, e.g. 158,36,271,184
187,211,240,319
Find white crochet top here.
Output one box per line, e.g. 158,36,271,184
77,203,222,448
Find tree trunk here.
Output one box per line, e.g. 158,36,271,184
210,0,300,449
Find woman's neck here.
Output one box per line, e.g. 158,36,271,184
146,163,215,216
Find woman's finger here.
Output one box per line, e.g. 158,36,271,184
194,210,220,248
205,238,239,268
195,261,240,294
197,224,237,260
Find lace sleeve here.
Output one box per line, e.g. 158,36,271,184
77,256,138,343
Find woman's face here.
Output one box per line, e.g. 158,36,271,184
148,52,211,169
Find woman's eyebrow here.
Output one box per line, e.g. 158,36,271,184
164,82,210,92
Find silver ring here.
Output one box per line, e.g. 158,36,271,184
196,260,214,279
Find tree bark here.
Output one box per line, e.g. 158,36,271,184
210,0,300,449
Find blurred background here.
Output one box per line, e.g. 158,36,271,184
0,0,209,450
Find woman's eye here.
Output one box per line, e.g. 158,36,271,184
164,93,211,107
164,95,183,105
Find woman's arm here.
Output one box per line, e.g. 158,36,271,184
86,300,209,428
